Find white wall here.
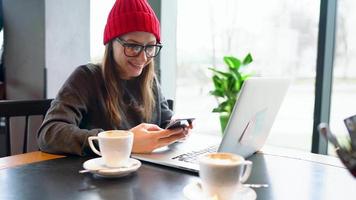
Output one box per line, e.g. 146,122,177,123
45,0,90,98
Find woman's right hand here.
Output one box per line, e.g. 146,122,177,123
130,123,188,154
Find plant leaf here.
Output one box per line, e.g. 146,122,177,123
209,67,231,78
212,101,228,112
209,90,224,97
241,73,252,81
223,56,241,71
227,75,237,93
234,79,242,92
212,75,223,89
242,53,253,65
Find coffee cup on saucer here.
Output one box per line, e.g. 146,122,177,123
88,130,133,168
199,152,253,200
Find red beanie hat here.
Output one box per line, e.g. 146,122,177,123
103,0,161,45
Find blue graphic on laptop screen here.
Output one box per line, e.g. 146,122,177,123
238,108,268,145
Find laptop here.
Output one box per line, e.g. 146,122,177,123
132,77,290,172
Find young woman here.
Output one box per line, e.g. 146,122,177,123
37,0,190,156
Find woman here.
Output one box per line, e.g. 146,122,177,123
37,0,190,156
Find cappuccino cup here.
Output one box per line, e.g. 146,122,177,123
199,152,253,200
88,130,133,168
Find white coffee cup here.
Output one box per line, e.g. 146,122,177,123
88,130,134,168
199,152,253,200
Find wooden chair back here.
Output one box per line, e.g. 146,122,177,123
0,99,52,156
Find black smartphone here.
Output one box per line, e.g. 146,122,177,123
165,118,195,129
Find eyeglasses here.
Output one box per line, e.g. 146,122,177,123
115,38,162,58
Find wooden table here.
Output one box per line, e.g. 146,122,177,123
0,151,64,170
0,148,355,200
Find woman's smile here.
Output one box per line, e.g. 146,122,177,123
127,60,145,76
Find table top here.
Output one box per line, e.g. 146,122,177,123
0,148,355,200
0,151,64,170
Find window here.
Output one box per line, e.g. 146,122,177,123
330,0,356,153
176,0,321,151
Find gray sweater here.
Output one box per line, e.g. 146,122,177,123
37,64,173,156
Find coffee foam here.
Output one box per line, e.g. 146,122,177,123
202,153,243,165
100,130,131,138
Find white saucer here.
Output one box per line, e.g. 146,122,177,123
82,158,141,178
183,181,257,200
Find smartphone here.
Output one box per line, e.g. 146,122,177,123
165,118,195,129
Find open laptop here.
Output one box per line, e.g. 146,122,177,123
132,77,290,172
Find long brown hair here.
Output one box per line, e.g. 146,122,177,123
101,42,156,126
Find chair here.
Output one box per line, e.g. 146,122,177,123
0,82,5,100
0,99,52,156
167,99,174,110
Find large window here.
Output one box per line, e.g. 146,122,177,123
176,0,321,151
330,0,356,152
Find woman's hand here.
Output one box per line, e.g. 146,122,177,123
130,123,189,153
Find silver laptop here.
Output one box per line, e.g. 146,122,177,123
132,78,290,172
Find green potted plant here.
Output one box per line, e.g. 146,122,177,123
209,53,253,134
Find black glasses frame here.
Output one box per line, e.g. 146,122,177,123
115,38,162,58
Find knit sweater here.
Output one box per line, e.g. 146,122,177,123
37,64,173,156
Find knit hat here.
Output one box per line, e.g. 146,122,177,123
103,0,161,45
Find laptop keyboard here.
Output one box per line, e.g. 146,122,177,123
171,145,218,164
